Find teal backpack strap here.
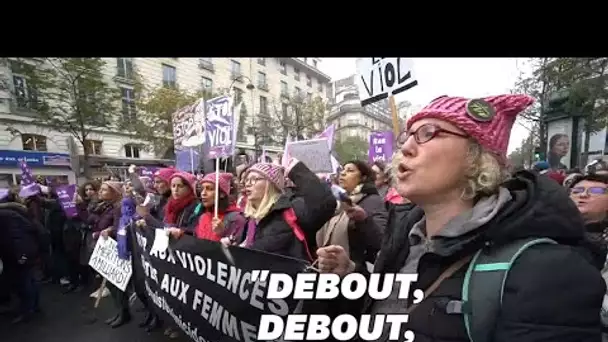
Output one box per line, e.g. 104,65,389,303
189,203,203,222
462,237,557,342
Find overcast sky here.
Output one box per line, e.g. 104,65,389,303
318,58,530,153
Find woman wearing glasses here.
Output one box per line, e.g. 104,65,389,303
570,174,608,341
316,94,604,342
223,160,336,261
569,174,608,268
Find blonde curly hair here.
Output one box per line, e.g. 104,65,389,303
462,141,510,200
390,141,509,200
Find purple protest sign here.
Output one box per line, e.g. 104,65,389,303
368,131,394,164
205,96,235,159
138,167,159,177
56,184,78,218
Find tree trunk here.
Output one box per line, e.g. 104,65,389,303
582,121,592,167
538,57,550,154
82,151,91,179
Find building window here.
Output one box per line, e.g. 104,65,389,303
294,68,300,81
121,88,136,121
201,77,213,92
307,92,312,102
259,96,268,115
84,140,103,155
344,93,358,100
231,60,241,78
294,86,301,97
162,64,176,88
257,71,267,87
12,75,38,109
282,103,289,116
280,62,287,75
281,81,288,96
306,75,312,87
116,58,134,79
124,144,140,158
199,58,214,71
21,134,47,152
318,84,324,93
257,58,266,66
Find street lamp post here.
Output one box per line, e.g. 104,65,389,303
228,75,255,166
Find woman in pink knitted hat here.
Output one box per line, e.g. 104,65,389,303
136,167,176,230
194,172,245,241
224,159,336,261
315,94,604,341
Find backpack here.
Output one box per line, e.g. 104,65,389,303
462,237,557,342
282,208,314,263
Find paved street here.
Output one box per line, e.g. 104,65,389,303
0,283,188,342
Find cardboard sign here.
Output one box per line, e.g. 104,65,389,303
356,58,418,106
286,138,333,173
89,237,132,292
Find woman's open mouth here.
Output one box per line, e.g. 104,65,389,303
397,163,412,180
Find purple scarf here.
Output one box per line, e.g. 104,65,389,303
117,197,136,260
244,219,257,248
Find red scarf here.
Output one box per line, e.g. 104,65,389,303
195,204,241,241
164,193,196,225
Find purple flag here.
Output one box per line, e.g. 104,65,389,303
315,124,335,150
56,184,78,217
175,148,200,172
19,159,35,185
368,131,394,164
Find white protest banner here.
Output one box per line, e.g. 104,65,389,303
89,237,132,292
286,138,333,173
356,58,418,106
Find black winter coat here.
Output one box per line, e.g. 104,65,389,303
245,162,336,261
0,202,42,266
315,171,605,342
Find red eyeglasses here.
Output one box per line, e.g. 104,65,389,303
398,123,469,145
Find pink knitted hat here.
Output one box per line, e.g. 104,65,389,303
200,172,233,196
154,167,176,184
406,94,534,164
102,181,123,196
170,172,197,195
247,163,286,191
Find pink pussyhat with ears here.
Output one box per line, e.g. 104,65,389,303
406,94,535,165
170,172,197,195
200,172,233,196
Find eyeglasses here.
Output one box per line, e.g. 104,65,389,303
244,176,265,185
570,186,608,196
398,123,468,145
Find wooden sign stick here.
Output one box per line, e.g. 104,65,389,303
94,278,107,309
